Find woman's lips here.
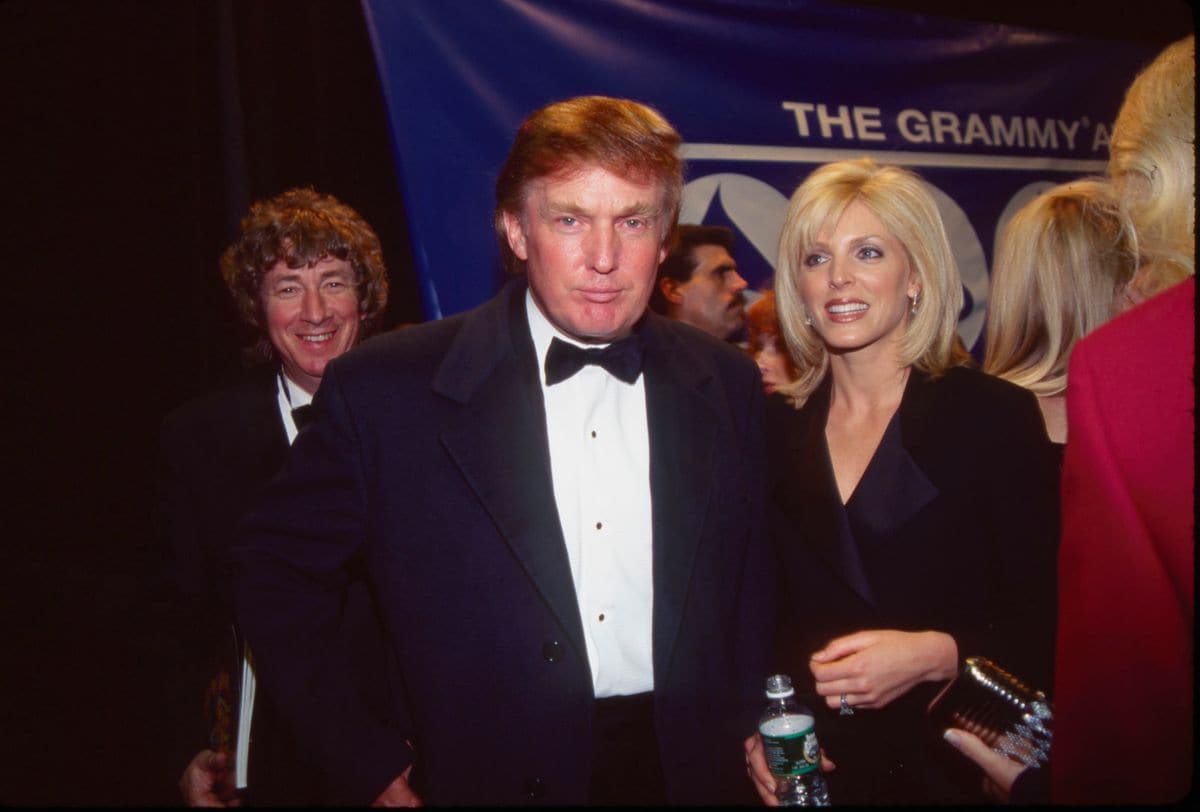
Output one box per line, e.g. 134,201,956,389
825,299,869,322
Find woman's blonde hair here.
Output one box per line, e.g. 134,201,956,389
774,158,967,406
1109,34,1195,295
983,179,1139,396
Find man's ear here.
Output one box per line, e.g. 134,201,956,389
501,210,528,261
660,276,684,305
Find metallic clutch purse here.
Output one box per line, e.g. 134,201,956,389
927,656,1052,768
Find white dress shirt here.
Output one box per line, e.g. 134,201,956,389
526,291,655,697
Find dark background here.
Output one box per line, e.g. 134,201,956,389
2,0,1190,804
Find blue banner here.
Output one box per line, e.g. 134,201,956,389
362,0,1162,351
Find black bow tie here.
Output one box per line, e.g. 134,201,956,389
291,404,315,430
544,335,644,385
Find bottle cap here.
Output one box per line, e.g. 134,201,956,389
765,673,795,698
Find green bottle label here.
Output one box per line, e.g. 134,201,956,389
761,715,820,776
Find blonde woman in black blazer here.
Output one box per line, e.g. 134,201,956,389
745,159,1059,805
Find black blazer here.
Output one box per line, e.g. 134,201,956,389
161,370,287,625
160,369,391,804
767,366,1059,804
233,278,775,805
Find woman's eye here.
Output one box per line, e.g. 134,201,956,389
803,253,827,267
858,246,882,259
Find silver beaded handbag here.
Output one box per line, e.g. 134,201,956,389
927,656,1053,769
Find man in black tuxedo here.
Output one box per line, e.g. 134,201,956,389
234,96,773,805
160,187,392,805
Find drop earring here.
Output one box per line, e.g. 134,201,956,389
909,290,920,314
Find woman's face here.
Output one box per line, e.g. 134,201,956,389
798,199,918,358
754,334,793,395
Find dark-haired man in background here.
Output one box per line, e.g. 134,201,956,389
650,224,748,341
234,96,772,806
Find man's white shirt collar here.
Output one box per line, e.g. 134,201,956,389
276,370,313,446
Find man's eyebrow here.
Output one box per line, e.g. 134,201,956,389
620,201,659,216
541,199,587,216
539,200,661,217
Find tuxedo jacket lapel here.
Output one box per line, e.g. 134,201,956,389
846,408,937,542
433,280,588,665
246,369,289,470
212,369,289,507
640,316,718,681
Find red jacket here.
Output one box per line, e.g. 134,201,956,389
1052,278,1195,803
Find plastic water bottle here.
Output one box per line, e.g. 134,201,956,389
759,674,831,806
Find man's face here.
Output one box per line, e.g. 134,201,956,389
665,243,748,339
502,165,669,343
261,256,362,394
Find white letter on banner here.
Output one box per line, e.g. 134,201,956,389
930,111,963,145
896,109,930,143
962,114,992,146
679,174,790,272
816,104,854,139
991,116,1024,148
1091,123,1112,152
853,107,886,141
781,102,816,137
1057,119,1081,150
1025,117,1057,148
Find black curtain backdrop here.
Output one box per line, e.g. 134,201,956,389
3,1,421,804
1,0,1190,805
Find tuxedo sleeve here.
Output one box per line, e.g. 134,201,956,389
732,373,774,735
232,363,411,804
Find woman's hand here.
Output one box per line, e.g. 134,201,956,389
809,629,957,711
942,728,1028,802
